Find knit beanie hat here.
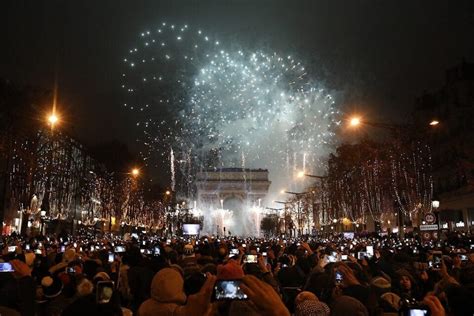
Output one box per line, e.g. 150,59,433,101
379,292,401,312
396,269,414,281
371,276,391,295
295,300,330,316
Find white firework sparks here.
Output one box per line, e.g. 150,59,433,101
122,23,340,201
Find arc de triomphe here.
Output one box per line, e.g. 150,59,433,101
196,168,271,212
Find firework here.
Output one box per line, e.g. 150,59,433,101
122,23,340,200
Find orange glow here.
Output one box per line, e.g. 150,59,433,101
47,113,58,126
349,117,361,127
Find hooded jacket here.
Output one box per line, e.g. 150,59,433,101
137,268,187,316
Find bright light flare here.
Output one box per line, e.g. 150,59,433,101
297,171,305,178
47,113,59,126
429,120,439,126
131,168,140,177
349,117,361,127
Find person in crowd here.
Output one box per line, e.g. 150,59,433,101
395,269,423,301
138,267,216,316
2,230,474,316
0,259,35,316
294,291,330,316
126,247,154,312
330,295,369,316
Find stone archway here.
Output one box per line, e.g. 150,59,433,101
196,168,271,236
223,195,244,213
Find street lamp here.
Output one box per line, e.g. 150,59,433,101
42,110,61,220
131,168,140,177
275,200,291,236
349,117,361,127
429,120,440,126
432,200,441,238
47,112,59,129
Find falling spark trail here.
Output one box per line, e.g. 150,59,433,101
122,22,340,235
170,147,175,191
303,152,307,172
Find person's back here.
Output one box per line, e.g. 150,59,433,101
61,293,123,316
138,268,186,316
128,264,154,311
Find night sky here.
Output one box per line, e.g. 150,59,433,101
2,0,474,152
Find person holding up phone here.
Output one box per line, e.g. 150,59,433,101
0,259,35,316
138,267,216,316
240,274,290,316
334,263,370,307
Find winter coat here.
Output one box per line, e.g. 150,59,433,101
137,268,187,316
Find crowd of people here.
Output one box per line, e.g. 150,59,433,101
0,229,473,316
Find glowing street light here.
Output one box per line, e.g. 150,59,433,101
165,190,171,196
47,112,59,128
131,168,140,177
349,116,361,127
429,120,439,126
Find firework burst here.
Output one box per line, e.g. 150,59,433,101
122,23,340,198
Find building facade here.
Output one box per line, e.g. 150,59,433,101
413,60,474,232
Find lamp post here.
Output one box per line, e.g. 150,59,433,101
163,190,173,236
275,200,291,236
283,191,310,237
42,111,60,222
432,200,440,239
47,113,59,128
40,210,46,235
131,168,140,178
